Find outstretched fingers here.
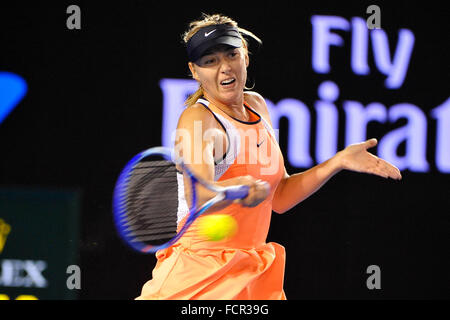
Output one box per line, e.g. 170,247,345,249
370,154,402,180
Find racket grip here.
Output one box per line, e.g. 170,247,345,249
224,185,250,200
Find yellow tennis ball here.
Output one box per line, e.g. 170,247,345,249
197,214,238,241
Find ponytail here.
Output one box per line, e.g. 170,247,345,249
185,86,204,107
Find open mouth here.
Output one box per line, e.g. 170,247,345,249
220,78,236,86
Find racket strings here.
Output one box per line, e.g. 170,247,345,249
123,159,180,244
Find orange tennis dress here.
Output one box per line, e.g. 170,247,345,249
136,97,286,300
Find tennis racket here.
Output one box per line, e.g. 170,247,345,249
113,146,249,254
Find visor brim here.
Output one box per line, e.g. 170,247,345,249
190,36,243,63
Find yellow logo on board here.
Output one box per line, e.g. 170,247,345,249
0,218,11,253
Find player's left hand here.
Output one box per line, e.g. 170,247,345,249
336,138,402,180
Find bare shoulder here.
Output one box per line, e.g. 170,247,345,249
177,103,218,130
244,91,265,106
244,91,274,126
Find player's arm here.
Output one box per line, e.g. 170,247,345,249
245,92,401,214
272,156,342,213
175,104,217,209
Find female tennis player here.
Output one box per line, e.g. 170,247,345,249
136,13,401,300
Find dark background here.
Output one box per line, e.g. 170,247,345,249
0,1,448,299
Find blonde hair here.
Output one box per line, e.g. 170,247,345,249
182,13,262,107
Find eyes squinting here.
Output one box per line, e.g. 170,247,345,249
197,50,240,67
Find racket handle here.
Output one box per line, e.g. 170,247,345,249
224,185,250,200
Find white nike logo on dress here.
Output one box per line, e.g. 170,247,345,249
204,29,217,37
